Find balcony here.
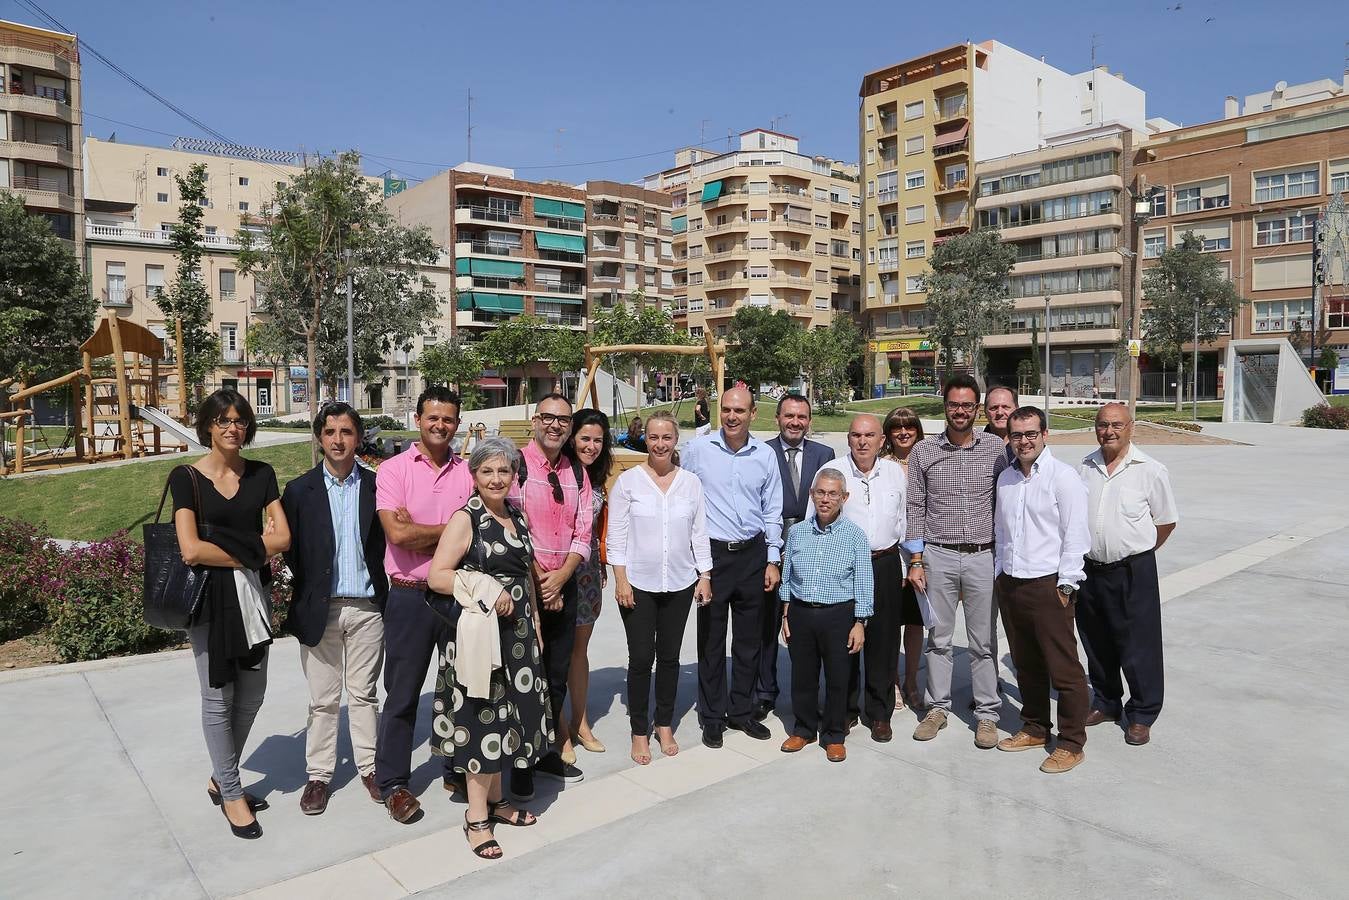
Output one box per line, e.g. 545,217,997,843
769,186,811,199
10,174,75,212
0,89,76,123
535,216,584,232
537,312,585,327
877,117,898,136
589,241,622,257
934,177,969,196
701,188,751,206
0,32,78,75
768,246,812,260
769,217,812,232
704,246,748,262
0,136,75,167
222,348,244,364
454,204,524,226
877,188,899,205
536,281,585,296
85,222,254,250
934,212,971,232
935,97,969,123
704,218,751,235
877,259,899,274
591,273,621,285
101,287,133,308
933,139,969,160
536,248,585,266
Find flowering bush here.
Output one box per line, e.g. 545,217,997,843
269,556,292,633
0,517,57,641
1302,404,1349,430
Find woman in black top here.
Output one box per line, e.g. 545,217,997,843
169,389,289,839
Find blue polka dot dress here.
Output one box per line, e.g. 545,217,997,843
430,494,555,776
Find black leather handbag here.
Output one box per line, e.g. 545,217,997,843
143,465,212,631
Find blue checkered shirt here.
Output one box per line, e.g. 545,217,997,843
778,513,874,617
325,463,374,599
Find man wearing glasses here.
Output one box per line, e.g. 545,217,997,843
509,392,593,795
1076,403,1178,747
905,374,1010,748
992,407,1091,773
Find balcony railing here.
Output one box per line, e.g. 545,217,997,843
537,282,585,295
535,216,584,232
936,177,969,193
5,134,73,151
455,204,523,224
85,222,256,250
255,404,275,417
536,248,585,264
102,287,133,307
538,313,585,327
935,212,971,230
936,98,969,122
878,118,898,135
11,174,69,194
877,188,899,203
933,140,969,158
222,349,243,364
469,240,522,256
591,274,621,284
592,211,620,222
877,260,899,273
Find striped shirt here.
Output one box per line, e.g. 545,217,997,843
779,514,874,617
509,441,593,573
324,463,373,598
903,429,1009,553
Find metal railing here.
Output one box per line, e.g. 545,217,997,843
11,174,69,193
936,99,969,122
537,281,584,295
933,140,969,158
5,134,73,151
101,287,132,307
469,240,521,256
936,177,969,193
222,349,243,364
455,204,523,224
536,249,584,264
538,313,585,327
535,216,584,232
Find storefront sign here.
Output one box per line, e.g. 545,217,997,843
869,338,932,353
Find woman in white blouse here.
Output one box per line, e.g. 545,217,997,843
606,411,713,765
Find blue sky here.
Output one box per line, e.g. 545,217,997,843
9,0,1347,185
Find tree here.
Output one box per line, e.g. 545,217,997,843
919,229,1017,384
1021,320,1043,394
244,320,288,371
476,314,578,405
725,306,799,391
589,291,694,392
0,192,94,382
155,163,219,404
416,337,484,411
797,313,863,412
237,152,442,432
1142,231,1246,411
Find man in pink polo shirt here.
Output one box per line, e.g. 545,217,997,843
508,392,593,798
373,386,473,824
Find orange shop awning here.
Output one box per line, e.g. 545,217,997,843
476,377,507,390
933,123,969,148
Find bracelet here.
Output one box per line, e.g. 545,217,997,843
909,560,924,569
697,573,711,581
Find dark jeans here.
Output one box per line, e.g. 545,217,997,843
998,573,1089,753
698,536,767,729
859,551,903,724
1076,551,1164,726
621,584,695,734
375,584,451,798
788,600,855,745
538,575,579,744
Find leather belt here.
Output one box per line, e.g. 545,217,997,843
390,577,428,589
711,533,764,553
1085,551,1149,572
871,544,899,559
930,541,994,554
793,599,855,609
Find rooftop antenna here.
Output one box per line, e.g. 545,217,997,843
699,118,711,148
466,88,475,162
769,113,790,132
554,127,565,159
1090,33,1099,71
726,128,733,151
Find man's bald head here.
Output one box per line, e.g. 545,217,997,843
848,413,882,469
1094,402,1134,456
1094,402,1132,426
722,386,753,409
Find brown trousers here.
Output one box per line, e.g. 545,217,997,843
997,573,1089,753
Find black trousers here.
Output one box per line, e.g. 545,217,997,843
788,600,855,745
858,551,902,724
621,584,695,734
537,575,579,744
698,536,767,728
754,519,799,705
1076,550,1164,726
375,585,452,797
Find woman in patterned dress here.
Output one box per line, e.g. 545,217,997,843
427,437,554,860
560,409,613,764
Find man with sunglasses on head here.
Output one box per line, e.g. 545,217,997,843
905,374,1010,748
508,392,593,797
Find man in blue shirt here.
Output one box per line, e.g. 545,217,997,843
681,386,784,748
778,469,872,762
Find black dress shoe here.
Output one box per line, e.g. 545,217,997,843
219,798,262,839
751,700,774,722
726,718,771,740
702,726,724,749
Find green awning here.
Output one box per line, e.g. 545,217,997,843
455,258,523,278
459,292,525,314
701,180,724,202
533,292,583,305
534,232,585,253
559,201,585,219
533,198,585,220
672,215,687,234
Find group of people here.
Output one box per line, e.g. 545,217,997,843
167,375,1176,857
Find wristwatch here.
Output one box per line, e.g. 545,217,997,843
1058,584,1077,597
854,616,869,626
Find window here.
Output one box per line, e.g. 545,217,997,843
886,311,902,328
1143,228,1166,259
1175,221,1230,252
905,205,925,224
1332,159,1349,195
1253,299,1312,333
748,181,769,195
105,262,127,306
866,148,875,165
867,281,877,299
1254,166,1319,202
661,240,673,258
815,270,828,282
220,324,239,360
905,170,925,190
866,113,874,132
876,171,898,202
815,242,828,255
868,249,876,263
905,240,925,259
815,296,830,309
867,180,875,198
904,100,924,121
749,266,769,279
156,167,168,177
814,187,828,202
205,225,217,236
238,177,249,186
749,236,770,250
156,192,169,203
1329,298,1349,329
904,135,924,155
867,213,875,231
1251,254,1312,290
1256,211,1318,245
905,275,923,293
145,265,165,298
750,209,768,222
882,212,898,234
689,298,705,312
238,201,249,212
814,215,828,228
1150,190,1166,218
1173,177,1229,213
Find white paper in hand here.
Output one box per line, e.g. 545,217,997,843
914,587,938,630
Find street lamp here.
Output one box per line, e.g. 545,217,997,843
1044,295,1051,413
343,248,355,406
1129,181,1165,416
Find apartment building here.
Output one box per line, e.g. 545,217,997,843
1134,86,1349,398
975,124,1138,397
858,41,1147,392
644,129,861,342
1,19,83,261
584,180,674,312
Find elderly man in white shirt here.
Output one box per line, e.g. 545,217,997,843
1076,402,1178,747
992,406,1091,774
817,414,908,743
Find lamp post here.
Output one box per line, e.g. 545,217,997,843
1129,179,1162,417
1043,295,1051,413
1192,299,1199,421
343,248,355,407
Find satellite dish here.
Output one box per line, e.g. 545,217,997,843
1274,80,1288,93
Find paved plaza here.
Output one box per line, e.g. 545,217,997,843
2,422,1346,899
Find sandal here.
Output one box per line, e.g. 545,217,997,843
464,814,502,859
653,727,679,757
488,800,537,827
630,736,652,766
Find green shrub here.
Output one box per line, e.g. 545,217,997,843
257,418,311,429
0,517,57,641
1301,404,1349,430
364,414,402,431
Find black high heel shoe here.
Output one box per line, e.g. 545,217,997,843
207,778,269,812
219,798,262,840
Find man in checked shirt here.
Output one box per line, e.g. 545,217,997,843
905,374,1010,748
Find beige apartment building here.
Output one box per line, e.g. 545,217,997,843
644,129,861,344
584,180,674,312
1,19,83,261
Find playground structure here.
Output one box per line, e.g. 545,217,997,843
576,333,727,429
2,312,198,475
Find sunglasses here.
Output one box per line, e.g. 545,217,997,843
547,470,564,504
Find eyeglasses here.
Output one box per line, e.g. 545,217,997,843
944,401,977,412
811,489,844,501
534,413,573,428
546,470,564,504
1094,422,1129,432
1008,430,1042,442
213,416,249,431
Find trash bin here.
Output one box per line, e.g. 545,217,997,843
873,385,885,399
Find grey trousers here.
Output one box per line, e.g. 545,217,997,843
188,622,268,800
922,545,1001,721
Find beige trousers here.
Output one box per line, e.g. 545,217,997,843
300,597,384,781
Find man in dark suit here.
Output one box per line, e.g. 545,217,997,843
755,394,835,721
281,402,388,816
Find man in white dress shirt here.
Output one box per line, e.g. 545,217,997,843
1076,403,1178,747
992,406,1091,774
818,414,906,742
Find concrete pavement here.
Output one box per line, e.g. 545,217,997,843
2,422,1346,899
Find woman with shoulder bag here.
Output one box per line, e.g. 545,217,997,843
169,389,290,839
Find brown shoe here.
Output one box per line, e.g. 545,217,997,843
780,735,810,753
997,730,1048,752
825,743,847,762
974,720,999,750
1125,723,1151,746
1039,747,1085,774
361,772,382,804
1085,709,1116,727
384,786,420,823
912,709,948,741
299,780,329,816
869,721,893,743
